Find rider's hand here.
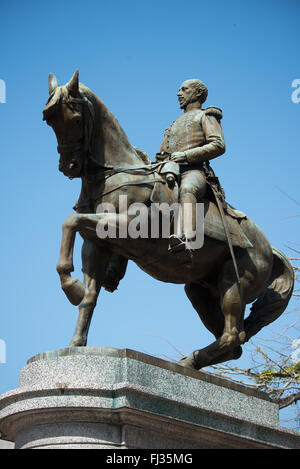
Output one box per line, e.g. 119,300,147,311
170,152,187,163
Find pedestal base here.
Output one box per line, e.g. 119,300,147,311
0,347,299,449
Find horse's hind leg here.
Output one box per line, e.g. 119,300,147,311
192,260,246,367
180,282,243,369
184,283,224,339
218,260,246,348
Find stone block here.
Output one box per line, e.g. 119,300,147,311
0,347,299,449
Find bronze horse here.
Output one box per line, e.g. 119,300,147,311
43,70,294,370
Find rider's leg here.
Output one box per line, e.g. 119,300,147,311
169,170,206,256
180,170,206,241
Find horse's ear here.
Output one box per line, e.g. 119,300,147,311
48,73,59,95
67,69,79,97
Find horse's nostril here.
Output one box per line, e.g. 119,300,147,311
69,161,78,169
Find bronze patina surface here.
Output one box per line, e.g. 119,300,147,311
43,71,294,370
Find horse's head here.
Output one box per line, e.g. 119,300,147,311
43,70,94,179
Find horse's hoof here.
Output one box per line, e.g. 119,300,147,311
169,239,193,266
178,355,197,370
169,235,186,254
69,337,87,347
62,278,85,306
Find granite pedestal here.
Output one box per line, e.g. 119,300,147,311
0,347,299,449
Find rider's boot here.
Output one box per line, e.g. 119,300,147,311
168,193,198,263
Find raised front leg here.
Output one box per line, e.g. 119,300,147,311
55,213,123,346
56,214,82,304
56,213,113,303
57,212,120,271
56,211,127,276
57,214,81,273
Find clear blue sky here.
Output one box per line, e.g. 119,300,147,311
0,0,299,428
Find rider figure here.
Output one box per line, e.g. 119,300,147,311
156,79,226,251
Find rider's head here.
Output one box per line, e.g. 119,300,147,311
177,79,208,110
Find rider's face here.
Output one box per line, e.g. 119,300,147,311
177,81,199,109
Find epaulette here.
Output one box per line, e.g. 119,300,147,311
204,106,223,121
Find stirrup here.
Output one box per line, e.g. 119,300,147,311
168,235,193,265
168,234,186,254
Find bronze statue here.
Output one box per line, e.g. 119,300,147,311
157,79,225,254
43,70,294,370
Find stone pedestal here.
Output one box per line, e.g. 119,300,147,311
0,347,299,449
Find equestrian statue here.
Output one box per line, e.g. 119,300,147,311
43,70,294,370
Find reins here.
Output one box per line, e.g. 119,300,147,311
89,161,169,198
58,92,171,195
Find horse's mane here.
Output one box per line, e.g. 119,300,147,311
78,84,150,166
43,81,150,167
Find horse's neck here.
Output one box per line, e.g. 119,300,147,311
90,92,143,169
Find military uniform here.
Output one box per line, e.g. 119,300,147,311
156,107,226,242
158,106,225,191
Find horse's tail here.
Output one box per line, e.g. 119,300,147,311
244,247,294,341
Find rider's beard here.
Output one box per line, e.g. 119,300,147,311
180,94,201,110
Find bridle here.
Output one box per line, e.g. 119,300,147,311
55,92,171,192
57,94,95,174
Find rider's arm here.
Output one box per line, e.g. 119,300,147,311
184,112,225,164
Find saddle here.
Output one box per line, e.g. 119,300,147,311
150,165,252,250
